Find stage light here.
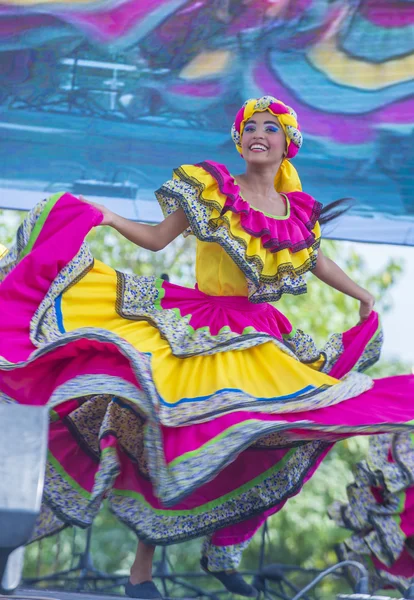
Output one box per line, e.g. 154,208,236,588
72,180,138,199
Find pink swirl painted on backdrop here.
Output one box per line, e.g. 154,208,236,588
360,0,414,28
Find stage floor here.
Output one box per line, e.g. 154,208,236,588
3,589,193,600
3,591,123,600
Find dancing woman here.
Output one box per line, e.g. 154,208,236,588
1,96,413,599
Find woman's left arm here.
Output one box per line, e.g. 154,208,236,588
312,248,375,322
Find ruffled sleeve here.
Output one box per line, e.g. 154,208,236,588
155,160,322,303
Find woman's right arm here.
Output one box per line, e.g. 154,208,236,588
111,208,189,251
81,196,189,251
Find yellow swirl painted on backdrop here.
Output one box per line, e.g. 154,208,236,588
308,39,414,90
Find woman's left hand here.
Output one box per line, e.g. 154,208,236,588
79,195,115,226
359,292,375,322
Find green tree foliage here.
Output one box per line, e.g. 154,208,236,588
0,210,24,247
1,209,409,596
86,223,197,284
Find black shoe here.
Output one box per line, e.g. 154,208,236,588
200,557,258,597
125,580,163,599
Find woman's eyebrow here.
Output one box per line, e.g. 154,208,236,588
245,119,279,126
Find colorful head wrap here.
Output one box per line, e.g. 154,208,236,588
231,96,303,193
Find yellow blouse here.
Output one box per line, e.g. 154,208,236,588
156,161,322,303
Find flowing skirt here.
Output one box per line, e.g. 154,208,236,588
1,192,414,553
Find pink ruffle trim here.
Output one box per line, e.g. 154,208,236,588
160,280,292,339
198,160,322,253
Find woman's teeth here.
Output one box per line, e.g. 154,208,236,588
249,144,268,152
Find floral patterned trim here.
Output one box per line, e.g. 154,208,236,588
30,504,68,544
115,271,269,353
42,446,120,533
216,212,320,277
245,276,308,304
284,328,326,365
286,323,382,377
32,251,95,347
63,409,101,464
334,533,411,595
154,372,374,427
0,198,50,283
0,391,18,405
354,324,384,373
42,452,97,529
202,538,251,572
66,394,151,481
329,431,414,589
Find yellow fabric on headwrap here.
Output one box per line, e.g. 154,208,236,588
274,160,302,194
232,96,303,193
0,244,8,260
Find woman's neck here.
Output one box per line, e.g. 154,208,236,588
237,161,282,196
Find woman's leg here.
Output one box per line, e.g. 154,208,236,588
126,541,162,599
130,541,156,584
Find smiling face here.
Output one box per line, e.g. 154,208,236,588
240,110,286,166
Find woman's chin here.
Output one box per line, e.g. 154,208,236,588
244,153,280,168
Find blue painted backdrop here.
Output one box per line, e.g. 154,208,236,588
0,0,413,244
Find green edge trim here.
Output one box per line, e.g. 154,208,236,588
153,277,166,311
20,192,66,259
396,491,406,516
48,450,91,500
283,328,297,340
50,410,60,423
112,447,296,516
168,419,259,468
249,193,291,221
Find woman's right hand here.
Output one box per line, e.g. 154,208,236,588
79,196,115,226
359,291,375,323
